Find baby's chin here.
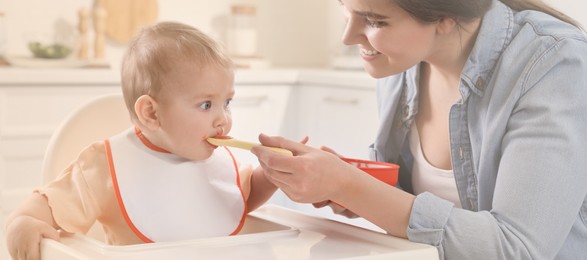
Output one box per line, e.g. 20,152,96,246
174,148,214,162
193,149,215,161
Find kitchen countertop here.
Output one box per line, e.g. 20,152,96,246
0,67,376,89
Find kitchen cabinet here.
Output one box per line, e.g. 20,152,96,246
296,70,378,159
288,72,382,231
230,84,295,142
297,84,379,159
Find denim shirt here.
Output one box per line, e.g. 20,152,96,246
370,1,587,259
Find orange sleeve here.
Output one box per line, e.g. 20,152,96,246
37,142,112,234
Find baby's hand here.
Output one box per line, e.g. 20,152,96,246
6,215,60,260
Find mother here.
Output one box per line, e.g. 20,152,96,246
252,0,587,259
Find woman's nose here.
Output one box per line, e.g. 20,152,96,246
341,14,361,46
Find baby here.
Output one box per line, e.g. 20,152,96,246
5,21,277,259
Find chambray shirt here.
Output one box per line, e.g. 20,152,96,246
370,1,587,259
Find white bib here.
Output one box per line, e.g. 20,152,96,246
106,128,247,242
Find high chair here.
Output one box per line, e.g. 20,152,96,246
41,92,131,240
39,94,438,260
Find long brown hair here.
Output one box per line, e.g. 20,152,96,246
501,0,582,30
394,0,583,31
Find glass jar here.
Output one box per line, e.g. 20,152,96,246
227,4,258,57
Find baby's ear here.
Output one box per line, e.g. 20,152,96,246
135,95,160,131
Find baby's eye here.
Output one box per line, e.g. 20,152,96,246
224,99,232,109
199,101,212,110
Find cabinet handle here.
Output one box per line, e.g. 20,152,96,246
232,95,268,106
323,96,359,105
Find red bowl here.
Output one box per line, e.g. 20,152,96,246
342,157,399,186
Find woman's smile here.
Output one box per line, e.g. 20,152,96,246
360,47,381,61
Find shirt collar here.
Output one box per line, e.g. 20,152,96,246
461,0,514,96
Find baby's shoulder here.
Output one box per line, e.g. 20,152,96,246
72,141,112,185
78,141,108,160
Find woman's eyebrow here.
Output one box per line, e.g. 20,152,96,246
354,10,389,20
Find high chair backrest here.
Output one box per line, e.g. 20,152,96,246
42,92,131,183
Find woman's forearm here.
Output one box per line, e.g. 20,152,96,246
332,170,415,238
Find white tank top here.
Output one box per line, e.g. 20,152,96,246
409,124,462,208
106,127,247,242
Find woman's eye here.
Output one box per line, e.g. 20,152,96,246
366,19,386,28
199,101,212,110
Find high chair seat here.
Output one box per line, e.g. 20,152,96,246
41,92,130,240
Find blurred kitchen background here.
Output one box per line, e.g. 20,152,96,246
0,0,584,69
0,0,585,259
0,0,355,69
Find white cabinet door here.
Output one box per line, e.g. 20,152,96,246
230,84,294,142
298,85,378,159
292,84,383,231
226,84,294,165
225,85,296,209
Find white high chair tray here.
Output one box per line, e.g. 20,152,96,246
41,205,438,260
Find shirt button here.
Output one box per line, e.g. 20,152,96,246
475,78,485,90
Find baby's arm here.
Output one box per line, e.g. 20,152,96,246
242,165,277,213
5,192,60,260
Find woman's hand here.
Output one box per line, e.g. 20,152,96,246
253,134,414,238
6,215,60,260
251,134,363,204
310,145,360,218
313,201,359,218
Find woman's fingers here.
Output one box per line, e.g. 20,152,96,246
252,135,312,175
253,134,354,203
329,202,348,214
253,147,296,174
257,133,311,156
312,201,331,208
319,145,341,157
299,135,310,145
261,163,291,188
323,202,359,218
